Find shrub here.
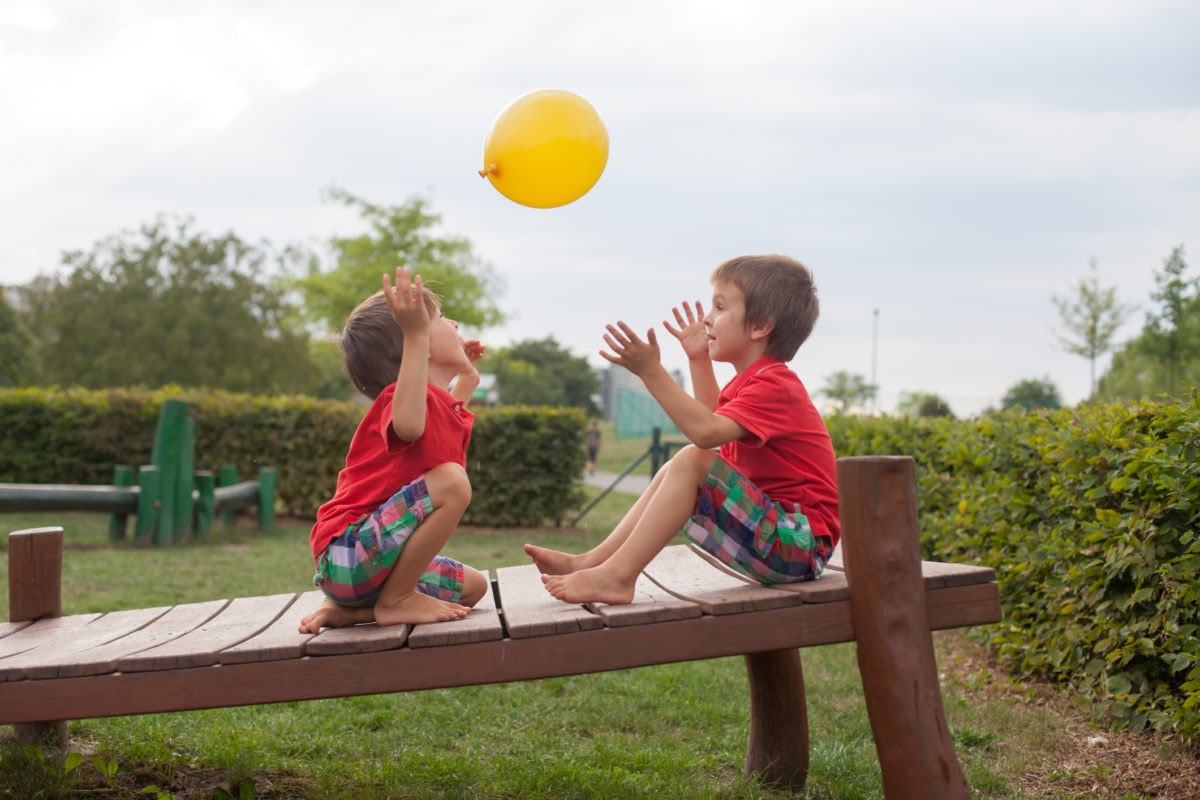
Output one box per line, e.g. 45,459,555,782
0,388,585,527
830,400,1200,741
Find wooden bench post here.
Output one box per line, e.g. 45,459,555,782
838,456,969,800
744,648,808,789
7,526,69,748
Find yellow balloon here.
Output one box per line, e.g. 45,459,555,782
480,89,609,209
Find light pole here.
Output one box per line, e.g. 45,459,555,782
871,308,879,414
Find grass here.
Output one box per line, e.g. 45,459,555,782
590,422,671,477
0,489,1190,799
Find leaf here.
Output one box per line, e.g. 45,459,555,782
62,751,83,775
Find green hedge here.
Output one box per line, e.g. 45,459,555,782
0,387,585,528
463,406,586,527
828,399,1200,741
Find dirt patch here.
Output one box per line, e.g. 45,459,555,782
939,633,1200,799
32,753,314,799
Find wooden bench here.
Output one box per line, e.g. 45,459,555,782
1,456,1001,798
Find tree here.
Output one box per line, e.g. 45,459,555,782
896,391,954,418
296,187,506,334
1093,246,1200,402
1001,376,1062,411
479,337,600,413
1140,245,1195,396
820,370,876,413
14,216,317,394
1052,258,1133,398
0,288,33,386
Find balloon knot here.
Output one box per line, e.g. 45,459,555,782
478,164,497,178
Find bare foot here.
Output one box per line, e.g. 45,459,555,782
374,590,471,626
298,598,373,633
541,567,636,605
524,543,586,575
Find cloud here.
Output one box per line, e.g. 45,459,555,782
0,0,1197,416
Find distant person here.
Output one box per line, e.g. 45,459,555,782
300,266,489,632
526,254,839,604
584,419,602,475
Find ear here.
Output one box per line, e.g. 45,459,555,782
749,319,774,342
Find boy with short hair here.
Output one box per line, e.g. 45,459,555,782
526,254,838,604
300,266,489,633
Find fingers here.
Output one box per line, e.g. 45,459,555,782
382,266,425,314
603,321,641,350
665,301,705,336
462,339,486,362
677,301,704,324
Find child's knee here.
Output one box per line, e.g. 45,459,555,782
669,445,717,481
425,462,472,512
460,566,489,607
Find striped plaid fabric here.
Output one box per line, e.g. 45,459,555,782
682,458,833,585
313,477,465,605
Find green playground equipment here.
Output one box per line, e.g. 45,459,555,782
0,398,276,545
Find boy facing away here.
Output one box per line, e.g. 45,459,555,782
526,254,839,604
299,267,489,633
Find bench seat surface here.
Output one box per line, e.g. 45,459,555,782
0,545,1000,725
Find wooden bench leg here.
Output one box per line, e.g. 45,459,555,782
8,527,69,749
744,648,808,790
838,457,969,800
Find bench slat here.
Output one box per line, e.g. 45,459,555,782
118,595,294,671
0,621,30,640
306,622,410,655
684,543,852,603
586,574,702,627
0,613,101,661
1,607,169,681
496,563,604,638
917,559,997,587
408,571,504,648
827,547,996,590
220,592,322,665
643,546,803,614
46,600,228,679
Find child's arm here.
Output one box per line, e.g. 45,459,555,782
382,267,431,442
601,321,745,450
663,301,720,410
451,340,486,405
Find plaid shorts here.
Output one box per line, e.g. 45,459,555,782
313,476,465,607
682,457,833,585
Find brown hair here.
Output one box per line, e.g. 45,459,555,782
340,287,439,399
710,254,819,361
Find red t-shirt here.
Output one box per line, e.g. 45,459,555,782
715,357,840,547
310,383,474,560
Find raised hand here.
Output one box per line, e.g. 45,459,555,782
461,339,486,366
600,321,661,377
452,338,486,404
663,300,709,361
382,266,429,336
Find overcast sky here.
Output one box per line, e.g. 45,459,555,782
2,1,1197,416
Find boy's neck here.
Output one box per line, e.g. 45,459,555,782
730,342,772,374
426,361,459,392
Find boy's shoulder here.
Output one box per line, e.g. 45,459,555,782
727,360,816,411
